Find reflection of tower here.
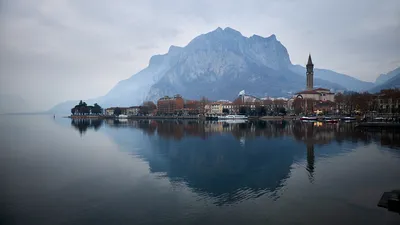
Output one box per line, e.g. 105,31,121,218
306,54,314,90
306,143,315,183
304,122,315,183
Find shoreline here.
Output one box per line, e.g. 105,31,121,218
66,115,400,128
67,115,205,120
356,122,400,128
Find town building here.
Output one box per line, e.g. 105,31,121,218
232,91,261,112
126,106,140,116
105,107,128,116
210,102,223,114
222,102,234,113
270,98,289,111
183,100,202,115
105,108,115,116
374,91,400,113
296,88,335,102
157,94,184,115
205,100,233,115
204,104,211,114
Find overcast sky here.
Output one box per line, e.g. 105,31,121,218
0,0,399,111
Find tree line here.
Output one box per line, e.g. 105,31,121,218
335,89,400,114
71,101,103,115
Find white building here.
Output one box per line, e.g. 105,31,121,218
296,88,335,102
126,106,140,116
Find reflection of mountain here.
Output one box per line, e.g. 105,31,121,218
104,121,304,205
71,119,103,134
77,120,400,205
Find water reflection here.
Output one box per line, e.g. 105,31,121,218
70,119,400,205
71,119,103,134
102,119,400,150
306,144,315,183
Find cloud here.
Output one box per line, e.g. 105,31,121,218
0,0,399,111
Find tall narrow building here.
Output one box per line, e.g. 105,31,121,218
306,54,314,90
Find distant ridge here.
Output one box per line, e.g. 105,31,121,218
375,67,400,85
370,69,400,93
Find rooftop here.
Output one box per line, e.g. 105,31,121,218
314,88,330,91
296,90,321,95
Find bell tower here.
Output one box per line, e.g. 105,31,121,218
306,54,314,90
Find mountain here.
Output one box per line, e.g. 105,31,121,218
370,72,400,93
375,67,400,85
146,28,346,101
0,94,31,114
49,100,86,114
49,27,369,113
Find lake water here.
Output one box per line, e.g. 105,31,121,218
1,115,400,225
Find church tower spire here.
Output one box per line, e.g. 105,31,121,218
306,54,314,90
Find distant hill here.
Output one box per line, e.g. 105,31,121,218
290,65,373,91
0,94,32,114
49,27,371,113
375,66,400,85
370,72,400,93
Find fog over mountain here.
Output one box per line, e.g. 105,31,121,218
375,67,400,85
370,67,400,93
49,27,375,113
0,94,31,114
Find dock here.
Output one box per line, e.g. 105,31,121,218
378,190,400,214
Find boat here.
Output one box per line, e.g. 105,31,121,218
118,114,128,118
341,116,356,122
218,115,248,120
300,116,317,121
322,117,338,123
341,116,356,120
223,119,247,124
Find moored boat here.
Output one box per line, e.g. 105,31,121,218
323,117,338,123
218,115,248,120
300,116,317,121
223,119,247,124
341,116,356,120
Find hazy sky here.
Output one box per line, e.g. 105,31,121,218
0,0,399,111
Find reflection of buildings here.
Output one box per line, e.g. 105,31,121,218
103,119,400,150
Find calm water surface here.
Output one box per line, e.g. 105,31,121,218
1,115,400,225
